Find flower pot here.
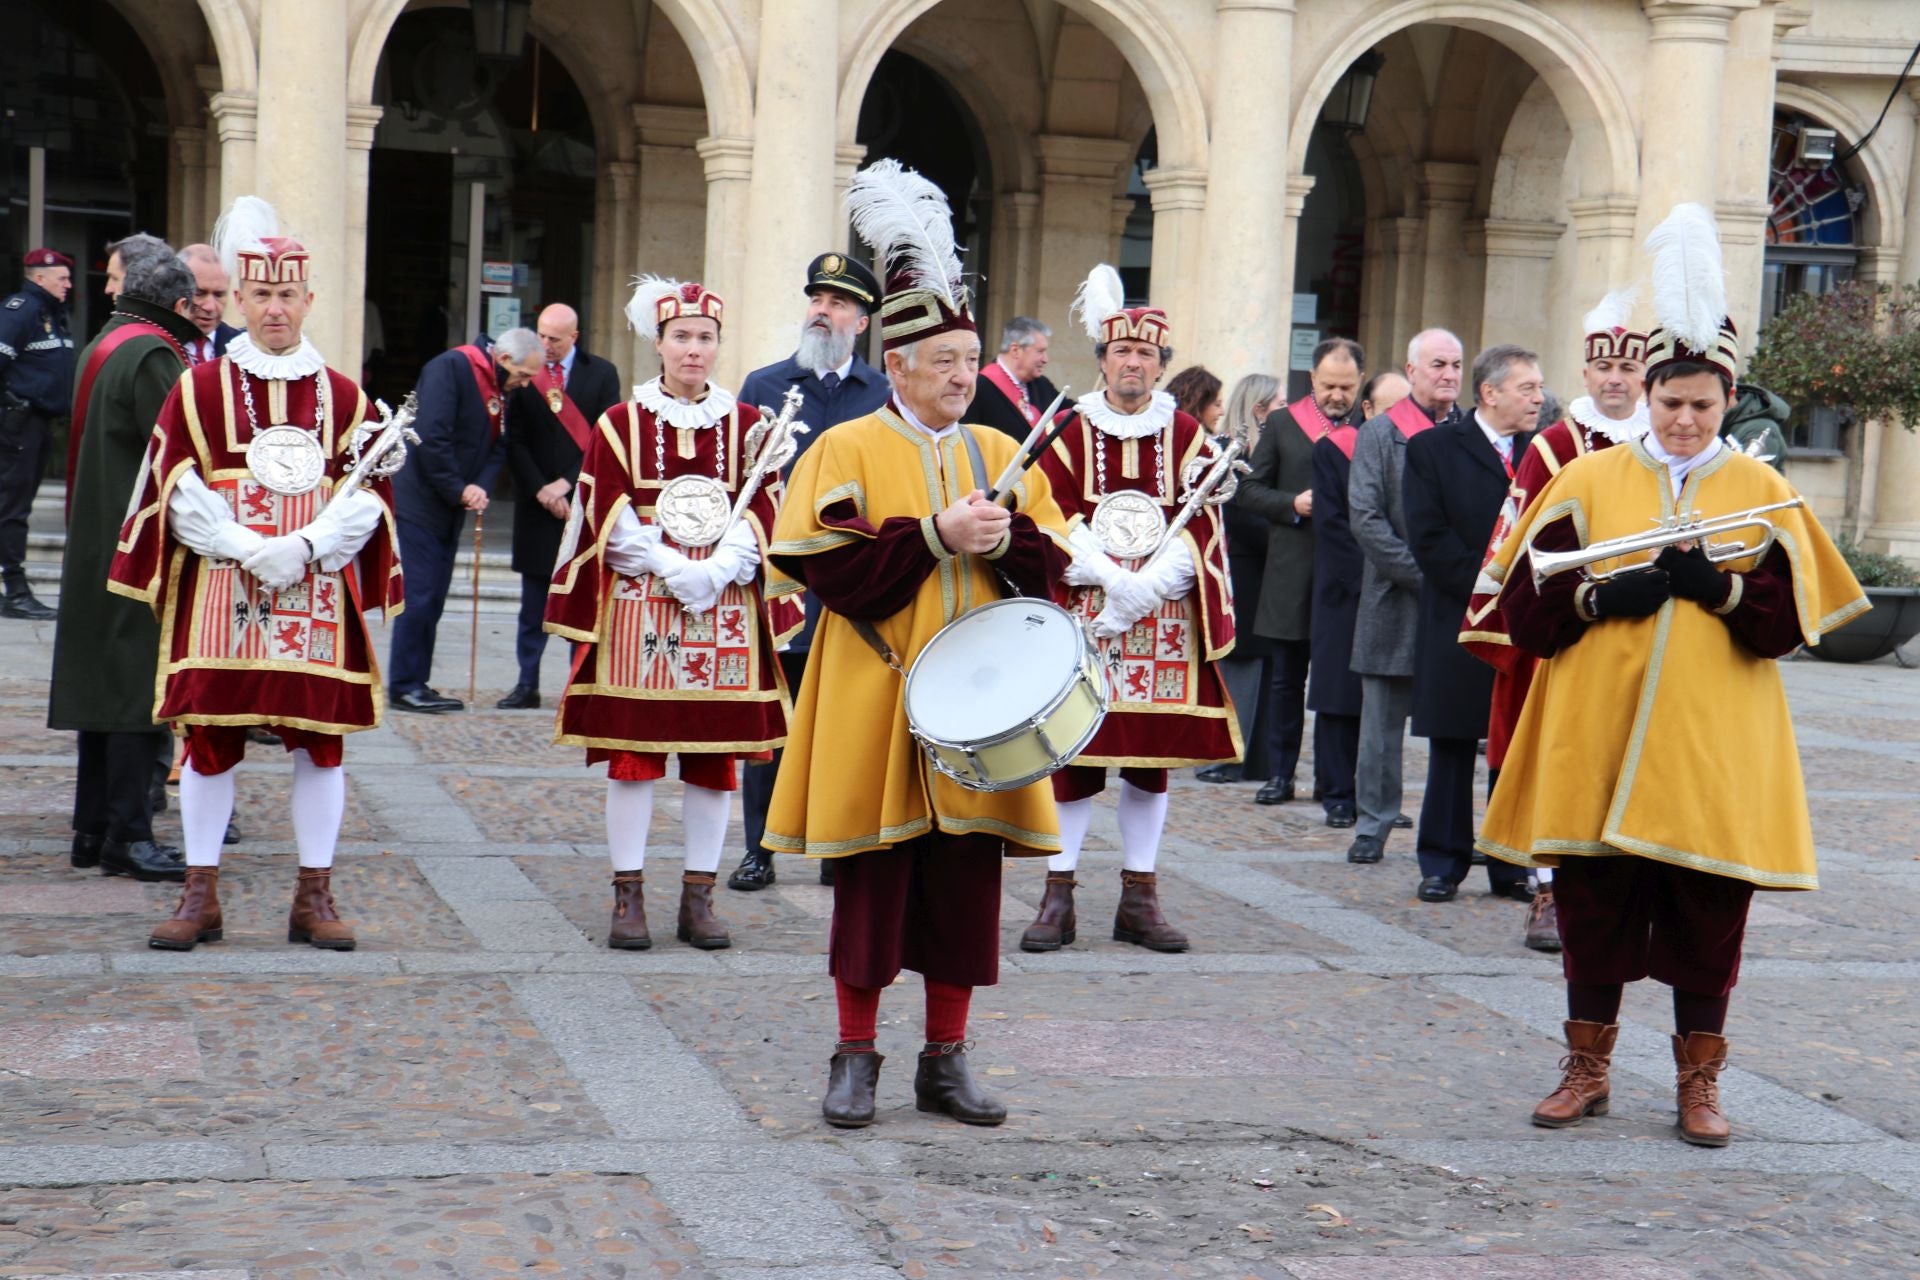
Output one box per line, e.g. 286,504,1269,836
1808,586,1920,664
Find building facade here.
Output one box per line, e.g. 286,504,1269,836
7,0,1919,553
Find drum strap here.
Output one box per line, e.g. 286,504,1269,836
846,427,1009,676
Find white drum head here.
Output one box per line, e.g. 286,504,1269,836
906,599,1081,744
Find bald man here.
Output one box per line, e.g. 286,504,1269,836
499,302,623,708
177,244,239,366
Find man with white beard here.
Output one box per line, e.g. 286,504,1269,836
728,251,891,892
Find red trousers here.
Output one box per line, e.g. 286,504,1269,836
184,724,342,774
1052,765,1168,802
588,750,749,789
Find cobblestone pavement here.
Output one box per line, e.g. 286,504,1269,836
4,589,1920,1280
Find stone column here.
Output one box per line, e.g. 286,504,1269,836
1865,84,1920,559
1142,166,1207,363
342,104,382,378
1195,0,1296,383
1478,218,1567,380
633,106,710,383
254,0,350,362
207,92,257,212
1416,162,1478,340
988,191,1042,323
1715,3,1780,343
168,127,210,246
587,159,633,379
736,0,837,385
1036,134,1139,393
697,136,754,387
1637,3,1746,232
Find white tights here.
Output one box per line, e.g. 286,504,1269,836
1044,780,1170,874
178,748,344,869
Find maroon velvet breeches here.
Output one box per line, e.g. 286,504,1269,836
1554,855,1755,997
827,833,1004,989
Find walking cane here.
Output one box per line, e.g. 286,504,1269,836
468,511,483,707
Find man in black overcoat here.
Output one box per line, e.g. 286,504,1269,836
1402,343,1541,903
1235,339,1363,810
968,316,1060,441
497,303,622,708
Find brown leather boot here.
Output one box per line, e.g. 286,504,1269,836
149,866,223,951
1019,874,1077,952
287,868,356,950
609,872,651,950
1523,886,1562,952
1531,1019,1616,1128
676,870,731,950
1673,1031,1731,1146
822,1045,884,1128
1112,870,1188,952
914,1042,1007,1125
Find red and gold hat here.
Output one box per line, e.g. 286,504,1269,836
845,160,975,354
213,196,310,287
1642,204,1740,383
235,236,310,285
1581,287,1647,363
626,276,723,337
1071,263,1171,350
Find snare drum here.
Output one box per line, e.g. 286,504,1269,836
904,598,1109,792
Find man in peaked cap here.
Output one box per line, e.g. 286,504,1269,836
0,248,78,619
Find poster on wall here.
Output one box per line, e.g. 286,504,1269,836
485,296,522,337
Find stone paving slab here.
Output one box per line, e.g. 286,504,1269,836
0,1021,201,1082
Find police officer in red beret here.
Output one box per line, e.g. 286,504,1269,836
0,248,77,619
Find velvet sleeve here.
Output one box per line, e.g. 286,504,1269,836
987,511,1071,599
783,501,944,621
1716,542,1802,659
1500,513,1589,659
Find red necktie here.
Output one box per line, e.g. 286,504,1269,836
548,361,564,389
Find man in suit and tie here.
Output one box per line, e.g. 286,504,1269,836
728,252,891,890
969,317,1060,441
497,303,622,709
388,328,543,713
178,245,241,364
1346,328,1463,865
1402,344,1541,903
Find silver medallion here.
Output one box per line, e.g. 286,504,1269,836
654,474,731,548
1090,490,1167,560
245,425,327,496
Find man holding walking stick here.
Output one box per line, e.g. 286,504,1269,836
389,327,542,713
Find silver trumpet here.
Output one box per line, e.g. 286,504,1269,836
1529,497,1803,589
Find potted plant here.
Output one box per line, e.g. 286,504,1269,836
1745,282,1920,450
1808,535,1920,664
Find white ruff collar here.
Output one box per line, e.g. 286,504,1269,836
1567,394,1649,445
226,333,327,380
635,377,736,430
1078,388,1174,438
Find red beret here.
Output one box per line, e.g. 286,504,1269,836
23,248,74,271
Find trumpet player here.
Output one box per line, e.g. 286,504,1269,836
545,277,802,951
1474,205,1867,1147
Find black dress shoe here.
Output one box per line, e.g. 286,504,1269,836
823,1048,884,1128
224,820,241,846
71,832,104,870
100,839,187,882
1393,813,1413,829
0,588,56,620
1417,875,1458,903
1346,835,1384,864
496,683,541,709
1491,879,1536,903
1194,764,1239,784
1325,801,1356,829
1254,778,1295,806
727,849,777,891
247,726,282,746
392,688,464,713
914,1045,1007,1125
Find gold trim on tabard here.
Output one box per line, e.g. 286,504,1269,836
555,732,788,753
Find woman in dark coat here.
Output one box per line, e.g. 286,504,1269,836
1200,372,1279,783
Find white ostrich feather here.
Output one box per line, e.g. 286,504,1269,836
844,159,963,306
212,196,283,283
1070,263,1127,342
1582,285,1638,336
1644,203,1726,354
624,275,685,340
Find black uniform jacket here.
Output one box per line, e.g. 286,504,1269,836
505,348,621,577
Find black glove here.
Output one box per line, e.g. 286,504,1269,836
1589,568,1671,620
1657,544,1732,607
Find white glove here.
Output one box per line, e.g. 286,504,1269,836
1105,569,1162,621
1138,537,1198,601
1065,523,1124,590
662,557,719,615
241,534,311,592
650,540,694,582
704,518,762,587
293,489,384,571
209,523,268,564
603,508,666,578
1090,602,1136,640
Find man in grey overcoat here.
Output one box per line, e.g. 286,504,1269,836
1346,328,1464,864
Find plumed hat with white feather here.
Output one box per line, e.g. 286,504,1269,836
844,159,974,352
1581,286,1647,364
1070,263,1170,350
625,275,723,339
213,196,309,286
1641,203,1740,382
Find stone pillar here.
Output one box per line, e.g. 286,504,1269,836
168,127,211,246
587,160,634,381
1865,84,1920,559
207,92,257,212
1195,0,1295,383
1716,3,1780,344
632,106,710,383
254,0,350,362
1637,2,1744,233
1037,134,1139,394
988,191,1042,324
1417,162,1478,340
1478,218,1567,381
1143,166,1207,367
736,0,837,387
697,136,754,387
342,104,381,379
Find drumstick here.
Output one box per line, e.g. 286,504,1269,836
986,387,1070,507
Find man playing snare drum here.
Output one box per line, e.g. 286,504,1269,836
764,160,1071,1130
1019,264,1240,956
